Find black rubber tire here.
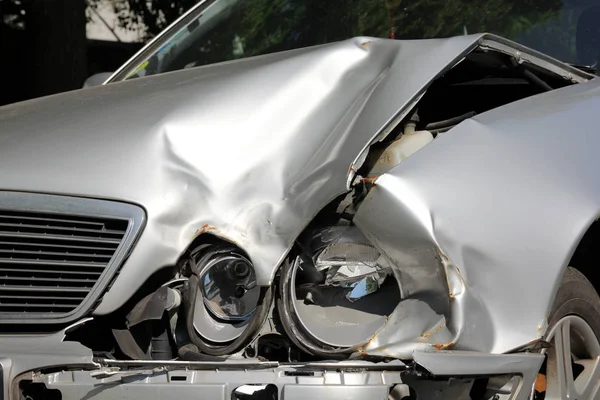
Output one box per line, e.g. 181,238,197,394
547,267,600,338
531,268,600,399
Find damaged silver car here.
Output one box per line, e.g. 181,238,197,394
2,0,600,399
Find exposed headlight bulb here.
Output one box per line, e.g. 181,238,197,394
185,244,273,356
200,253,259,321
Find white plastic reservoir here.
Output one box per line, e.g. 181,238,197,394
370,121,433,176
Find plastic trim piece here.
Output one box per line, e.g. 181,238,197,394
36,351,541,400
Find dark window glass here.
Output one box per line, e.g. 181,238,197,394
115,0,600,81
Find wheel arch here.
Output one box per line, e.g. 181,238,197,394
567,217,600,297
539,211,600,342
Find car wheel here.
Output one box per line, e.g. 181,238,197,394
533,267,600,399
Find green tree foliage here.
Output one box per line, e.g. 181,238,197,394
111,0,199,38
195,0,563,61
118,0,575,82
391,0,561,40
214,0,563,60
0,0,564,45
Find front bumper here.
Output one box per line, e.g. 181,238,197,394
0,329,543,400
40,354,544,400
0,328,544,400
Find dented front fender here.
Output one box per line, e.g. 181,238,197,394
354,79,600,355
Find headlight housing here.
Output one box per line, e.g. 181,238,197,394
277,225,401,358
183,244,272,356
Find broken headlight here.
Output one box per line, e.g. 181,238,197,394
277,225,401,358
315,232,393,302
183,245,272,356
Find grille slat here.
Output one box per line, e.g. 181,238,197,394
0,214,107,229
0,222,126,238
0,285,91,293
0,258,108,268
0,275,98,284
0,232,122,245
0,209,128,316
0,294,86,301
0,249,113,261
0,267,103,276
0,241,117,254
0,303,79,310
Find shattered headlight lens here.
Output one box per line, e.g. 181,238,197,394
200,254,260,321
314,229,393,302
279,225,401,352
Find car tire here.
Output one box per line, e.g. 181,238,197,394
547,267,600,336
534,267,600,399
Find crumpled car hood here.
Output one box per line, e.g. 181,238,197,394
0,34,486,314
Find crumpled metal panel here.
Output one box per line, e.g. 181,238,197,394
0,34,486,315
354,78,600,355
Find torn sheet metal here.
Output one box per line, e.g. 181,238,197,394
355,299,453,358
0,34,500,316
321,264,390,303
354,78,600,355
315,238,382,273
313,227,393,301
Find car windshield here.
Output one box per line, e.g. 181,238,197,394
112,0,600,82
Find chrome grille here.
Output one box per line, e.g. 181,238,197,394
0,192,145,323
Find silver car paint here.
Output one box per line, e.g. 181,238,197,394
0,29,596,380
355,77,600,355
0,34,497,317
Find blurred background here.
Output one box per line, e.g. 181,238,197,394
0,0,200,106
0,0,596,107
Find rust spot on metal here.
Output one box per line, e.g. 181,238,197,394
355,349,368,359
360,335,377,352
434,341,455,351
194,224,218,237
420,322,446,339
534,373,547,393
201,224,217,233
448,292,455,300
357,317,389,353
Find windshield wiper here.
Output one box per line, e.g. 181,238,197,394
568,63,597,75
